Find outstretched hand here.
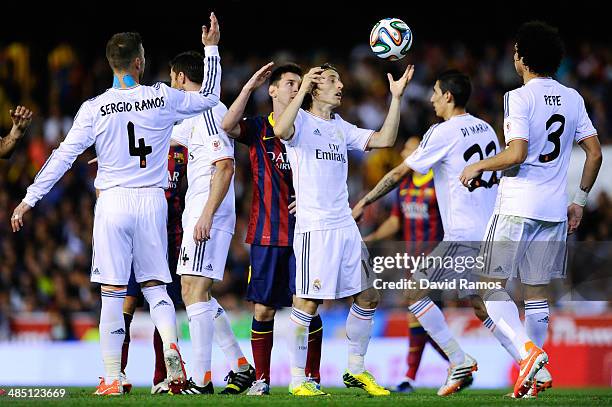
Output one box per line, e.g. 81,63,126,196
202,12,220,46
244,62,275,92
10,106,33,132
11,201,31,232
388,65,415,98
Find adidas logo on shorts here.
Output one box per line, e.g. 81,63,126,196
92,268,100,275
204,264,213,272
154,300,171,309
111,328,126,335
313,129,321,136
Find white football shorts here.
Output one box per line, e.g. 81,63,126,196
475,214,568,285
91,187,171,285
176,216,232,280
293,223,374,300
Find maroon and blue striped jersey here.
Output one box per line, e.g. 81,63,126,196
166,144,188,241
237,113,295,246
391,170,443,246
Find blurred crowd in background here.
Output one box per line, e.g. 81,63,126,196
0,38,611,339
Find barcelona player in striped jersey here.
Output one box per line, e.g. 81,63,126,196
361,136,447,393
221,63,323,395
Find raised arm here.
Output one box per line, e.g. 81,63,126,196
221,62,274,138
273,67,323,140
366,65,414,149
567,135,602,234
171,13,222,118
0,106,33,158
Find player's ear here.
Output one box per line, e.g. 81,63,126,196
268,84,276,98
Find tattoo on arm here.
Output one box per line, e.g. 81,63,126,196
364,172,402,205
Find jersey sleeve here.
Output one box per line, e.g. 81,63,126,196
166,46,221,120
23,102,96,207
170,120,191,147
574,93,598,142
341,116,374,151
207,104,234,165
503,90,530,144
280,108,305,147
235,117,257,145
403,124,451,174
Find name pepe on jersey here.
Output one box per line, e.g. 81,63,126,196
99,97,165,116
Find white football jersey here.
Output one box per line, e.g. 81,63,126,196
500,78,597,221
23,47,221,207
404,114,500,241
282,109,373,233
171,102,236,234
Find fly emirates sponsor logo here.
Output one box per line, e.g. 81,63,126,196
315,143,346,163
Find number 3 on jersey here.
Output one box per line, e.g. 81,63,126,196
127,121,153,168
539,114,565,163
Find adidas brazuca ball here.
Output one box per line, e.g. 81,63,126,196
370,18,413,60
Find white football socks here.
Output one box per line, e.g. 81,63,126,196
346,303,376,374
142,285,177,351
186,301,216,386
210,297,248,372
483,316,521,362
524,299,549,348
483,289,532,359
288,308,313,388
100,288,127,383
409,297,465,365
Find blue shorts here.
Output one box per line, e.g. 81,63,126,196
126,235,182,305
246,244,295,309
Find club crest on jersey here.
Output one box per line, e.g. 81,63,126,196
211,138,222,151
173,152,185,164
312,279,322,292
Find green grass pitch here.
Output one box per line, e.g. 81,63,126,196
2,387,611,406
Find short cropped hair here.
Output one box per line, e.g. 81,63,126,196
169,51,204,84
269,63,303,86
436,69,471,108
106,32,143,71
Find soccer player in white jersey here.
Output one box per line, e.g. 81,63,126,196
273,62,414,396
460,22,602,398
168,51,255,395
10,14,222,396
352,70,534,396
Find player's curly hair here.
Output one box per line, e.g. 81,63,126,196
515,21,564,77
303,63,339,110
